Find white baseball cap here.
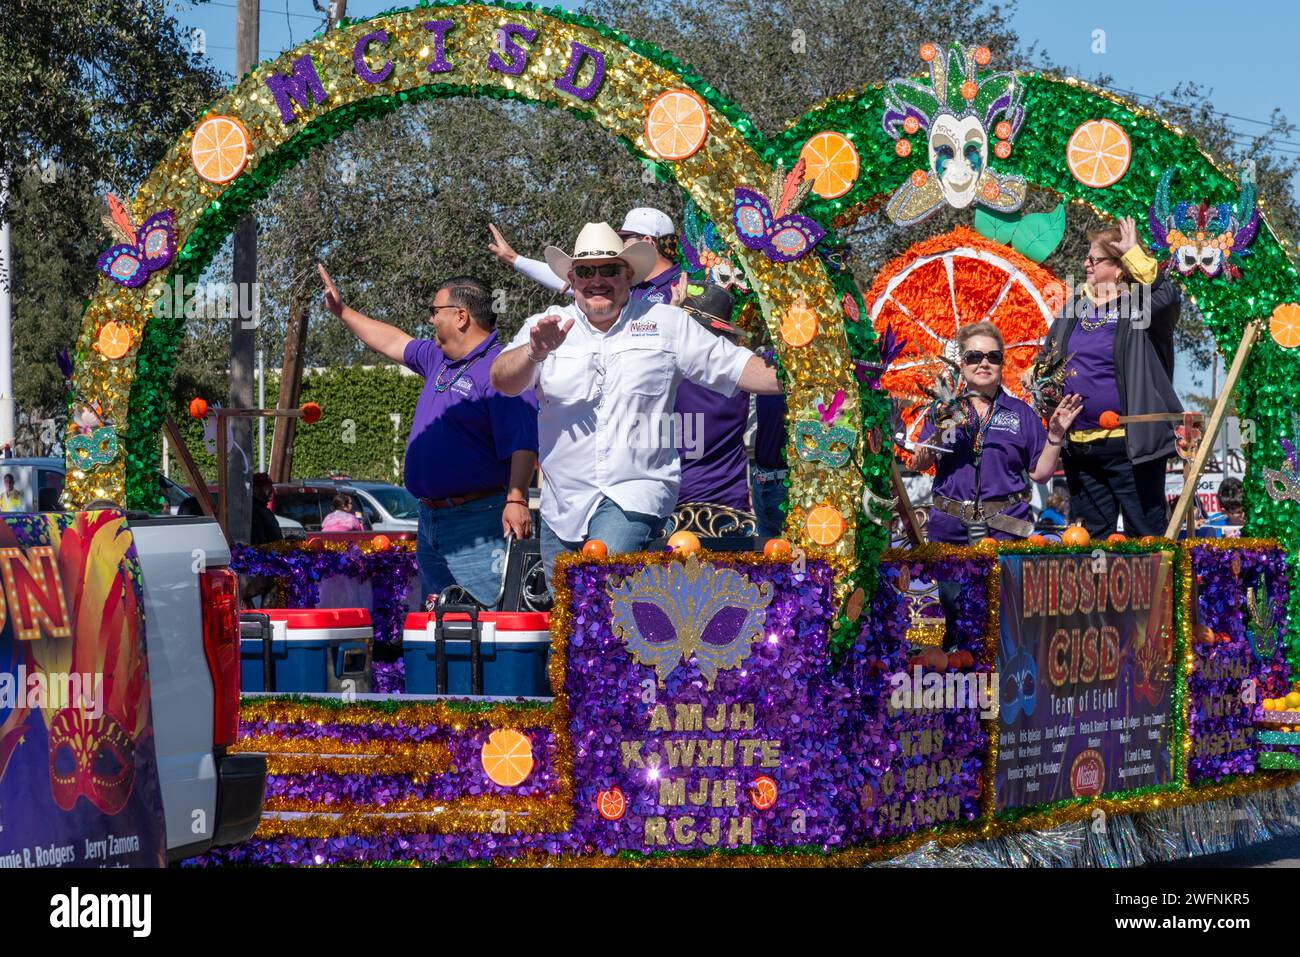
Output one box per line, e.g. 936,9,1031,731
618,207,675,238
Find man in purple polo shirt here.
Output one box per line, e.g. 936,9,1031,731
318,266,538,607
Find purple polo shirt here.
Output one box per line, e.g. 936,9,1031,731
632,266,682,305
755,350,787,469
402,332,538,501
1065,307,1123,430
674,380,750,509
919,390,1045,544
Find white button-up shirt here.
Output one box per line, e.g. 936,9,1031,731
508,297,754,541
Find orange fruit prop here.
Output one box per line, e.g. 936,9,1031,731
1107,533,1126,543
581,539,608,558
750,775,778,810
300,402,322,424
597,786,626,821
763,538,792,558
191,115,251,184
188,397,209,419
480,729,534,787
1098,410,1120,430
799,131,860,199
1066,119,1132,189
667,530,701,555
1061,525,1091,547
97,321,133,359
1270,303,1300,349
805,505,845,546
780,302,818,347
644,89,709,161
371,535,391,550
1028,534,1047,545
866,227,1061,456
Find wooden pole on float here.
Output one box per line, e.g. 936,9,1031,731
1164,318,1261,539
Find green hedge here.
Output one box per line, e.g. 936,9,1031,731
170,365,422,485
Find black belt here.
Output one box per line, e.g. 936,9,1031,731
933,493,1035,538
419,486,505,510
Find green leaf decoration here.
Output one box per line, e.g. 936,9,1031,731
973,204,1065,263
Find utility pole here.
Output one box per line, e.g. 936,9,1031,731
0,172,14,454
228,0,260,542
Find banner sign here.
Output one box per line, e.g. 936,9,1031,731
0,512,167,867
995,551,1175,810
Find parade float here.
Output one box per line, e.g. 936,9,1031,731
66,3,1300,865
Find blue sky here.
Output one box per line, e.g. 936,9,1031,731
166,0,1300,396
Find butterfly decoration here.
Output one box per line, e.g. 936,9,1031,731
72,396,106,434
607,553,774,689
681,198,749,291
96,193,176,288
795,418,856,468
881,42,1027,227
1247,574,1279,661
1149,168,1259,281
733,157,827,262
1027,341,1075,420
854,322,909,390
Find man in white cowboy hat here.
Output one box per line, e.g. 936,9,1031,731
491,222,780,585
488,207,686,305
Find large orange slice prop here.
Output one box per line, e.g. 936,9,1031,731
191,115,251,184
1066,119,1131,189
480,728,534,787
645,90,709,161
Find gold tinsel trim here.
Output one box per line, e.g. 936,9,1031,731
262,793,559,817
238,699,560,731
236,735,450,761
263,752,453,778
253,807,554,838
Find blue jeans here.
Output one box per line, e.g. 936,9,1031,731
539,496,666,591
416,491,507,607
750,466,788,539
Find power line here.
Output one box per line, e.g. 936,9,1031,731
179,0,321,20
1110,85,1300,151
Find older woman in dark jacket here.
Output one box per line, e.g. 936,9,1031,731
1039,216,1181,538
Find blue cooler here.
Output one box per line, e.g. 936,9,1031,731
240,608,374,693
402,610,551,697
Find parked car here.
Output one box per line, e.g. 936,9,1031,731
0,456,67,512
159,475,304,532
273,479,418,533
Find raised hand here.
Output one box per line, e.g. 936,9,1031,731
528,314,574,361
487,223,518,267
669,271,690,307
1049,393,1085,437
317,263,344,318
1117,216,1139,255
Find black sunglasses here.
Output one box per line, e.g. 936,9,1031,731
962,349,1004,366
574,264,626,279
1084,255,1117,266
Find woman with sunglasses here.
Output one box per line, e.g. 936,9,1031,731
911,323,1083,546
1035,216,1182,538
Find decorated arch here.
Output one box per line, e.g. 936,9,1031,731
72,6,1300,641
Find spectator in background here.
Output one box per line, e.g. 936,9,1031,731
321,493,365,532
0,474,21,511
1036,488,1070,530
1201,477,1246,537
250,473,283,545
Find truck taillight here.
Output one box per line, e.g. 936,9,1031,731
199,567,241,748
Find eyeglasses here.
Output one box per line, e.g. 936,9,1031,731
962,349,1004,366
1084,255,1117,266
574,264,625,279
431,304,461,314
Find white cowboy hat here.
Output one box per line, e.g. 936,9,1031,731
544,222,657,286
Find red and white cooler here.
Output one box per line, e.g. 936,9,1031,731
402,611,551,697
240,608,374,693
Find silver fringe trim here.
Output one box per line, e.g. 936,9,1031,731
875,782,1300,867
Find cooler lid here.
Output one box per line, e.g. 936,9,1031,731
403,611,549,631
262,608,373,628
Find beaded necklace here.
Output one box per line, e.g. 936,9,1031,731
1080,301,1121,333
434,339,492,393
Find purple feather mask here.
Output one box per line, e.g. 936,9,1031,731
733,158,826,262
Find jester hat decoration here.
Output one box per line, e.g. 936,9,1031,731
882,42,1028,226
1149,168,1259,280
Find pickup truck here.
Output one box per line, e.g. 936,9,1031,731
0,510,264,866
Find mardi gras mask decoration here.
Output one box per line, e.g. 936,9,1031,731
919,358,974,434
855,323,909,391
1247,574,1279,661
733,157,827,262
49,706,135,814
1150,168,1259,281
608,553,774,688
681,198,750,291
96,193,175,288
1028,341,1075,419
882,42,1027,226
1000,645,1036,725
67,426,119,468
1131,632,1168,708
795,419,856,468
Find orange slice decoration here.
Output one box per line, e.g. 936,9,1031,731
781,302,818,347
750,775,778,810
480,729,534,787
191,115,251,184
799,131,860,199
644,89,709,161
97,321,133,359
597,786,626,821
805,505,845,546
1066,119,1131,189
1270,303,1300,349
